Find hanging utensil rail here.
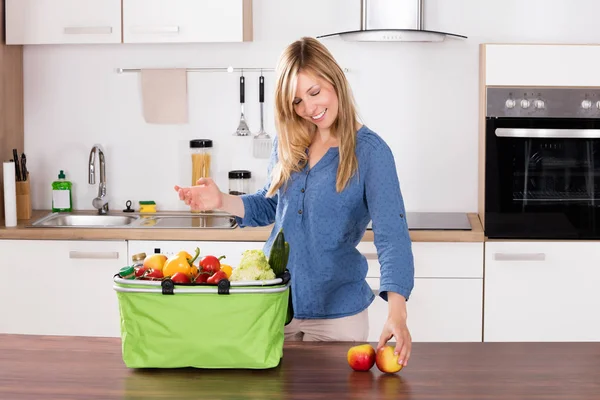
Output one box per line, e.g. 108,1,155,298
116,67,274,73
116,66,349,74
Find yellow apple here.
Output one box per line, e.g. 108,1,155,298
143,254,167,271
375,345,403,374
347,344,376,372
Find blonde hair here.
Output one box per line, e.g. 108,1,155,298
266,37,360,197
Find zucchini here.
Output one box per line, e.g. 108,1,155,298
269,228,289,277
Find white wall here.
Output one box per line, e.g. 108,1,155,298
22,0,600,213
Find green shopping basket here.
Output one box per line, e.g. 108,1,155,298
113,271,291,370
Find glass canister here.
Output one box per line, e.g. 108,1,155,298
190,139,213,186
131,252,147,268
229,170,252,196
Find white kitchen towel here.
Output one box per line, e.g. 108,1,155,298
3,161,17,227
140,68,189,124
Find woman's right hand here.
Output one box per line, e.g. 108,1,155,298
174,177,224,211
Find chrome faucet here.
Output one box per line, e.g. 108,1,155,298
88,144,108,214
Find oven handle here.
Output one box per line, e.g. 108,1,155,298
495,128,600,139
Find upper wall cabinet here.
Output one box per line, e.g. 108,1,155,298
6,0,122,45
122,0,253,44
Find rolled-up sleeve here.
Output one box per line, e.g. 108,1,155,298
235,137,279,228
364,141,415,301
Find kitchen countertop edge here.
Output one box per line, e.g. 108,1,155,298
0,211,484,242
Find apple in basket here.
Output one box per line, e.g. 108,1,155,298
143,254,167,271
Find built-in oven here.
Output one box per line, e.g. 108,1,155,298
485,87,600,239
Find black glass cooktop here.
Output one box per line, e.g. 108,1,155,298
367,212,472,231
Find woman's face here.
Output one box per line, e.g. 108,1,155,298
293,71,338,133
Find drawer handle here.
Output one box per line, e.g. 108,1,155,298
69,251,119,260
130,26,181,34
493,253,546,262
362,253,378,260
63,26,113,35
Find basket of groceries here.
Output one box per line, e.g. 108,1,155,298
113,229,292,370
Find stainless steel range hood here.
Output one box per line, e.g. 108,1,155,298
317,0,467,42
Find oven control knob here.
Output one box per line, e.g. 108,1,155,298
533,99,545,109
520,99,530,109
505,99,516,109
596,101,600,110
582,99,593,109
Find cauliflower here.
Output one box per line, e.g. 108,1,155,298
230,249,276,281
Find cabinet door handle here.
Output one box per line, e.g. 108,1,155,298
362,253,378,260
493,253,546,261
69,251,119,260
129,26,180,34
63,26,113,35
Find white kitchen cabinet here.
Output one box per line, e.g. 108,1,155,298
127,240,265,266
122,0,253,43
484,241,600,342
484,44,600,87
358,241,484,279
360,242,484,342
367,277,483,343
0,239,127,337
6,0,122,45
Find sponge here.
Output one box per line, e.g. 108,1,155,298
139,201,157,213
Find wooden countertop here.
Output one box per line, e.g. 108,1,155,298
1,334,598,400
0,210,484,242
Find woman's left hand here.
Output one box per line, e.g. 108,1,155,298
377,293,412,367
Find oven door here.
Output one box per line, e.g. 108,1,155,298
485,117,600,239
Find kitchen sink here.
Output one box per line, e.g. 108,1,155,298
30,213,139,227
28,211,237,229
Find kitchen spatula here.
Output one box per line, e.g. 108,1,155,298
234,75,251,136
253,75,272,158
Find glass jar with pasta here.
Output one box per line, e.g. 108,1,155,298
189,139,213,212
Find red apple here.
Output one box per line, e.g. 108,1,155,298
375,345,403,374
347,344,376,372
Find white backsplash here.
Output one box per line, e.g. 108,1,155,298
22,0,600,213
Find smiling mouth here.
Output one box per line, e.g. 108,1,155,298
311,109,327,120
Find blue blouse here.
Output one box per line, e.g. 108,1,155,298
236,125,415,319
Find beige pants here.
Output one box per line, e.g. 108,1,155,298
284,309,369,342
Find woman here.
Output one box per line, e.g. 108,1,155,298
174,37,414,367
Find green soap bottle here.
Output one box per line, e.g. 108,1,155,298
52,170,73,212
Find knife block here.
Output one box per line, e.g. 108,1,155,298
16,174,31,220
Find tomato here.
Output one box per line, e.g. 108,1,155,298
171,272,190,284
200,255,226,274
194,272,210,284
145,269,164,280
206,270,227,285
134,267,148,278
